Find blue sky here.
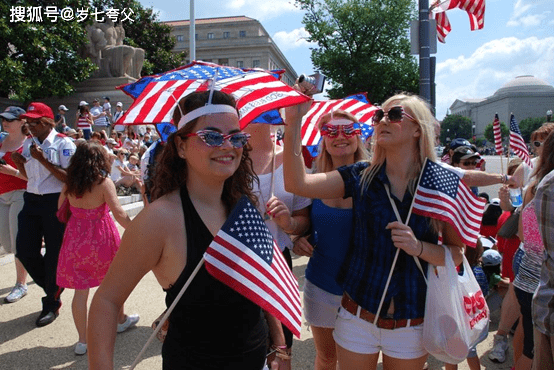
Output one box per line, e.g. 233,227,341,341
139,0,554,120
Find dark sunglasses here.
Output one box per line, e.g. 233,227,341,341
184,129,250,149
372,106,416,124
462,160,477,166
533,141,543,148
320,123,361,139
1,118,16,122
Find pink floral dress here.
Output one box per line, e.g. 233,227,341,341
56,202,121,289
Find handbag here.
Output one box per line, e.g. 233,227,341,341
56,198,72,224
151,309,169,343
422,246,490,364
497,208,520,239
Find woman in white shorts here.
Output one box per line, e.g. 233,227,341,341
293,109,369,369
284,93,464,369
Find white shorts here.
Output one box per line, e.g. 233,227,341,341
303,279,342,328
333,307,427,360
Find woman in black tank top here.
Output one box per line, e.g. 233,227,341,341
88,91,273,369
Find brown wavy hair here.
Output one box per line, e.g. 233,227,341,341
150,91,258,214
65,142,111,197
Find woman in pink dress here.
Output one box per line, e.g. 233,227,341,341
56,142,135,355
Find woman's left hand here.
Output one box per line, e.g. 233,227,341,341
266,196,293,231
386,221,420,256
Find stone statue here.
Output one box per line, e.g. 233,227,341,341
83,19,145,79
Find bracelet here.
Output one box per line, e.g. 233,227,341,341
417,240,424,257
270,345,292,360
284,218,297,234
15,170,20,177
501,174,509,184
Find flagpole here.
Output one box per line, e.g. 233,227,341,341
129,257,205,370
189,0,195,61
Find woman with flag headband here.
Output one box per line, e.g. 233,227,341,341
88,90,289,369
284,92,466,369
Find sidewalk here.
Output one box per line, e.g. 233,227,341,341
0,230,514,369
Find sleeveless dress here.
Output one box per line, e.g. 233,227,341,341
162,187,268,370
56,202,121,289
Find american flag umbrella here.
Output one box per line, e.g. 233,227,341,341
116,61,311,131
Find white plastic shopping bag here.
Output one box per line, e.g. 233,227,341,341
422,246,490,364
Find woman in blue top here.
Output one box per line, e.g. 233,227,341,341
292,109,369,370
283,93,464,370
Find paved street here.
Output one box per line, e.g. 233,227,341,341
0,157,517,369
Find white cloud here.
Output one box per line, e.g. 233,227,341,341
436,36,554,119
272,27,315,51
224,0,300,20
507,0,550,27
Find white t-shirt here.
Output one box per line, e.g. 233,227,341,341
110,158,125,182
91,105,108,126
22,130,76,194
253,164,312,251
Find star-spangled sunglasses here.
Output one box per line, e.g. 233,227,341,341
320,123,361,138
184,129,251,148
372,106,417,124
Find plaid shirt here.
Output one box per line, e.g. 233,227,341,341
337,162,439,320
532,169,554,335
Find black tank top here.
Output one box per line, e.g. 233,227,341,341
162,186,268,370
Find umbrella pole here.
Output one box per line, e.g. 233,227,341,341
269,128,277,198
128,257,205,370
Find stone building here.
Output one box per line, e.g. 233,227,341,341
164,16,298,86
449,75,554,137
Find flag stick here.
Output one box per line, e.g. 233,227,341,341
128,257,205,370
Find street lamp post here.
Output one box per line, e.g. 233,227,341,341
548,110,553,122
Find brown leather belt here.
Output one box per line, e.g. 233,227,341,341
341,294,424,330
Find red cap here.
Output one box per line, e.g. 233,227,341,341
21,102,54,120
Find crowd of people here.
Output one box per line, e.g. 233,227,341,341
1,85,554,370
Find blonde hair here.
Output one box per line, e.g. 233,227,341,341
359,93,437,193
314,109,370,173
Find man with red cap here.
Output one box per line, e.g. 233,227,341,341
11,102,76,327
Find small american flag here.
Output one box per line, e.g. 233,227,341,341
433,0,486,43
412,159,486,247
204,196,302,337
509,113,532,167
301,93,378,147
493,113,503,155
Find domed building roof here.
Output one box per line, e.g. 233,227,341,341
494,75,554,96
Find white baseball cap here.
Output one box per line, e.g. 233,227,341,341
58,105,69,111
116,102,123,107
79,101,89,106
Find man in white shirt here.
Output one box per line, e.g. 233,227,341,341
11,102,76,327
113,102,125,132
91,98,109,135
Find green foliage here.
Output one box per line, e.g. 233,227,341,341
295,0,419,104
484,122,509,144
93,0,187,76
440,114,473,144
0,0,96,101
518,117,547,142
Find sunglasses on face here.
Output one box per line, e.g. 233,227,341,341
534,141,543,148
320,123,361,139
372,106,416,124
1,118,16,122
462,160,477,166
184,129,251,149
26,120,41,126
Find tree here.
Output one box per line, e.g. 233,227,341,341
518,117,546,142
0,0,96,101
440,114,473,144
295,0,419,104
484,121,509,144
93,0,187,76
